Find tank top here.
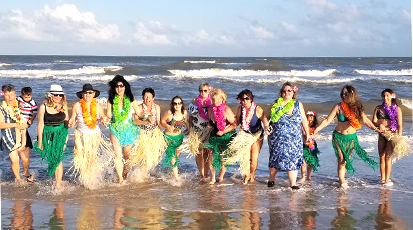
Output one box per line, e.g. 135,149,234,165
76,103,100,133
239,106,262,133
44,104,65,126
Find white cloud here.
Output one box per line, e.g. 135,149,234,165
131,21,174,45
248,23,274,39
0,4,120,43
182,29,235,45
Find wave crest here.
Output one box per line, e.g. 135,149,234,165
354,69,412,76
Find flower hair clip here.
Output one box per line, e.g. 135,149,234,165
391,93,397,99
293,86,298,93
0,90,3,96
209,86,213,91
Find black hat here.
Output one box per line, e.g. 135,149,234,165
76,84,100,99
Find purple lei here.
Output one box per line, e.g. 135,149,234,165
382,102,398,131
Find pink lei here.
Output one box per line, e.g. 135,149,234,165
212,103,226,131
241,102,256,131
197,95,211,120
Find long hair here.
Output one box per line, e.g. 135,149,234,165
381,88,398,105
170,96,185,115
108,75,134,104
341,85,364,120
46,94,67,107
237,89,254,102
306,112,318,128
278,82,298,99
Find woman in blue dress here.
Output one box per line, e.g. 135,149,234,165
266,82,310,189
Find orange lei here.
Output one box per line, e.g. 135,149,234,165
341,101,361,130
80,98,97,129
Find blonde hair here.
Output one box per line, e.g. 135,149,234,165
211,88,227,103
46,94,67,107
199,82,211,91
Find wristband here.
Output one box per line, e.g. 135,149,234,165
373,127,378,132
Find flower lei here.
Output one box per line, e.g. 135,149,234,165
241,102,256,131
53,102,65,113
340,101,361,130
382,102,398,131
212,103,226,131
142,102,157,116
113,95,131,122
270,98,295,123
80,98,97,129
197,94,211,120
2,100,22,123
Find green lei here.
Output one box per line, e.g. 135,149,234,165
113,95,131,122
270,98,296,123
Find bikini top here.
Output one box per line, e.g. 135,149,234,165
376,109,390,120
337,112,350,122
168,117,186,130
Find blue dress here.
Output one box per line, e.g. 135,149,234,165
268,101,303,171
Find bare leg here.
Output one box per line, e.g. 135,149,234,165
19,147,31,177
300,160,307,183
110,133,124,184
203,149,210,178
196,148,206,181
9,151,21,181
122,145,132,179
248,139,262,184
208,149,215,184
384,141,394,183
55,162,63,189
217,167,226,183
171,150,180,179
268,167,278,182
287,170,298,187
334,137,347,186
307,165,313,180
378,135,386,182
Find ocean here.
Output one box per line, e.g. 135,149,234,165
1,55,412,229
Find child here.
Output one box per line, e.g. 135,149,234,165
17,87,37,182
300,111,320,181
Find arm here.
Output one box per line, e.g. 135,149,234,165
98,103,109,125
106,101,113,121
37,104,45,150
217,106,236,136
133,104,150,126
397,106,403,136
299,102,310,143
184,110,190,135
28,102,38,126
235,106,241,127
160,110,173,133
156,104,161,126
68,102,79,128
313,104,339,135
372,106,379,126
0,112,19,129
361,111,378,131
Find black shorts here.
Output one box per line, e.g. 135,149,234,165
25,130,33,149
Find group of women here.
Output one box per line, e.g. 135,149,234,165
0,75,409,190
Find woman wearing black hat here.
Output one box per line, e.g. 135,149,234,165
68,84,112,189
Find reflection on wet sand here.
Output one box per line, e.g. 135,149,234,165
375,188,408,230
269,192,301,229
11,200,33,229
331,192,356,229
239,186,261,230
48,201,66,229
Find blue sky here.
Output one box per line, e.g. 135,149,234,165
0,0,411,57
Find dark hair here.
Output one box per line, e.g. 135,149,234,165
170,96,185,115
2,84,15,92
21,87,32,95
278,82,298,99
381,88,397,105
108,75,134,104
340,85,364,120
142,88,155,98
236,89,254,102
306,113,318,128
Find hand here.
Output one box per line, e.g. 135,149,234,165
148,116,156,124
38,143,43,150
217,131,224,136
17,123,28,130
68,118,75,128
265,126,273,135
184,129,189,135
207,124,213,130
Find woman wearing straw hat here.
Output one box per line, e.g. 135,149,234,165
34,84,69,189
68,84,112,189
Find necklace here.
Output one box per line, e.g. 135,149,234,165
80,98,97,129
382,102,398,131
241,102,256,131
197,95,211,120
212,103,226,131
2,100,22,122
270,98,295,123
341,101,361,130
113,95,131,122
53,102,65,113
142,102,157,116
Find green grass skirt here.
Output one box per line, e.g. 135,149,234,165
163,133,184,168
204,130,236,172
303,141,320,171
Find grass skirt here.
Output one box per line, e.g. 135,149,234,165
34,123,69,176
128,127,167,170
163,133,184,168
187,128,210,157
109,121,140,147
303,141,320,171
71,130,114,189
222,130,262,176
381,133,411,164
204,130,236,172
332,131,378,174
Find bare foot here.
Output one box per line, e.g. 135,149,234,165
299,177,306,183
306,177,312,181
200,177,206,182
249,178,255,183
217,178,224,183
340,182,348,190
243,175,250,185
209,179,215,185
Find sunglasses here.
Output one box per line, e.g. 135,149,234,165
173,101,183,106
115,84,125,88
341,92,349,97
82,91,94,95
282,90,293,93
199,89,208,93
240,97,250,101
52,94,63,97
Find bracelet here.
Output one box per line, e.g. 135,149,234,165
373,127,378,132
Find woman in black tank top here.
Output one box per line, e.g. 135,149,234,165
34,85,69,190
